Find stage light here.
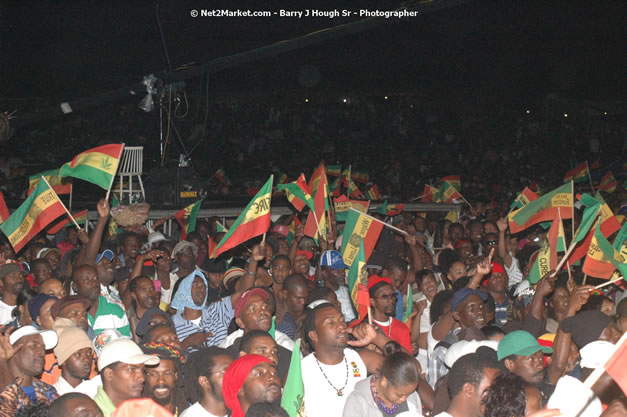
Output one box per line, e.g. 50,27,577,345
526,109,530,114
604,112,607,115
564,113,568,118
343,98,347,103
305,98,309,103
384,96,388,100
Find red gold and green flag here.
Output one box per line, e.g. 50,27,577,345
277,174,314,212
563,161,589,183
280,339,305,417
402,284,413,325
0,179,66,253
583,222,627,279
0,192,9,224
278,172,288,184
326,165,341,177
216,221,229,234
440,176,460,190
377,200,405,217
286,216,301,247
347,178,364,199
599,171,617,193
509,187,540,210
208,235,217,259
174,200,202,240
108,195,121,237
589,158,600,170
28,169,72,196
509,183,573,234
334,195,369,222
59,144,124,190
214,168,232,185
421,185,439,203
366,184,381,201
347,239,370,322
48,209,88,234
435,181,462,203
308,163,327,194
528,242,551,284
351,170,370,184
303,169,329,240
340,209,384,267
212,176,273,258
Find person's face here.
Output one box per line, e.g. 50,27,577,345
2,270,24,295
242,335,279,367
63,397,104,417
372,284,397,317
380,378,418,406
285,285,309,315
205,354,233,401
145,358,178,407
132,278,159,310
13,334,46,376
241,362,281,407
64,347,94,381
565,342,580,374
388,268,407,291
600,299,613,316
457,242,473,261
419,273,438,300
73,267,100,301
59,302,89,331
549,287,569,316
476,368,500,416
449,225,463,244
33,262,53,284
191,276,207,306
310,306,349,350
95,257,115,286
487,273,507,294
506,351,545,384
155,251,172,272
271,258,291,285
123,236,140,259
413,216,426,233
263,245,274,268
454,294,486,329
206,272,223,289
237,295,272,331
196,223,210,239
36,298,57,330
324,267,345,288
600,323,621,344
524,385,542,416
66,229,79,246
39,278,66,299
0,243,16,260
448,261,466,282
277,239,289,256
45,251,61,270
149,326,183,351
176,247,196,270
107,363,146,400
294,255,310,275
483,223,498,235
468,223,483,243
483,233,499,250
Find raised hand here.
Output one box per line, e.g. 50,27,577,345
96,198,110,218
0,327,22,362
497,217,508,233
348,322,379,347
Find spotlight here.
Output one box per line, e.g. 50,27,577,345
564,113,568,118
305,98,309,103
343,98,347,103
384,96,388,100
526,110,530,114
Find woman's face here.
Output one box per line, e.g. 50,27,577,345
380,377,418,406
420,274,438,300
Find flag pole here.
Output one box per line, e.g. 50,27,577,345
348,207,408,236
586,161,594,194
410,192,427,202
41,177,80,230
105,144,125,201
560,209,574,283
69,184,73,211
594,276,624,290
582,330,627,390
551,215,601,277
571,180,575,243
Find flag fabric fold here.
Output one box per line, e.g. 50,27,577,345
277,174,314,212
563,161,590,183
377,200,405,217
340,209,384,267
366,184,381,201
59,144,124,190
174,200,202,240
303,168,328,240
212,176,273,258
347,239,369,323
583,223,627,279
280,339,305,417
47,209,88,234
435,181,462,203
599,171,617,193
28,169,72,196
0,192,9,224
509,183,573,233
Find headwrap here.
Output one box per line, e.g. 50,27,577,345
222,354,271,417
170,269,207,311
135,307,175,338
368,275,392,290
455,239,470,249
491,263,506,275
295,250,313,260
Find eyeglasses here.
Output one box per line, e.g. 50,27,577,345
485,240,498,246
376,294,398,302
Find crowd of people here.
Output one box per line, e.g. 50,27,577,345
0,161,624,417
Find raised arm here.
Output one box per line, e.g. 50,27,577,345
496,218,513,267
229,243,264,304
83,199,110,265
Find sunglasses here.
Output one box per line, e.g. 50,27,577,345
485,240,498,246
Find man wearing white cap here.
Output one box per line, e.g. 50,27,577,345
0,325,59,415
94,338,160,417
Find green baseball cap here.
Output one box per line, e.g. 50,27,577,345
497,330,553,360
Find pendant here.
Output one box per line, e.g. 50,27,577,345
337,390,343,397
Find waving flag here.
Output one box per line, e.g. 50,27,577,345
377,200,405,217
599,171,617,193
435,181,462,203
0,192,9,224
212,176,273,258
509,187,540,210
326,165,341,177
216,221,229,234
48,209,88,234
280,339,305,417
421,185,439,203
28,169,72,195
174,200,202,240
563,161,589,183
277,174,314,212
303,168,328,240
59,144,124,190
334,195,369,222
214,168,231,185
440,175,461,190
366,184,381,200
509,183,573,233
583,223,627,279
341,209,384,267
0,180,66,253
347,239,369,322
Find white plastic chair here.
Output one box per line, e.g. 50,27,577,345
116,146,145,204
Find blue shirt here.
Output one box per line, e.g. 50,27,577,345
172,296,234,351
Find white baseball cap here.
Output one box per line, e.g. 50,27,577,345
97,338,160,371
9,325,58,350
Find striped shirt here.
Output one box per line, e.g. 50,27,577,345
88,295,131,337
172,296,234,351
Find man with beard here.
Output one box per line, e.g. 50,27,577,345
52,322,95,395
320,250,355,322
72,265,130,337
0,263,25,325
301,303,395,417
222,355,282,417
141,342,187,416
0,326,59,415
128,276,159,342
181,347,233,417
94,338,159,417
367,276,412,353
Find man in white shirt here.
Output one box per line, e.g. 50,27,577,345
301,303,395,417
434,352,499,417
0,263,25,325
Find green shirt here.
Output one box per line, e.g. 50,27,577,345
94,386,117,417
88,295,131,337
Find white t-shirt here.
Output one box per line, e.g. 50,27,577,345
302,348,367,417
417,295,432,333
427,323,438,359
180,402,227,417
0,299,15,325
434,412,454,417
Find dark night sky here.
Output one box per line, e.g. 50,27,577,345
2,0,626,112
